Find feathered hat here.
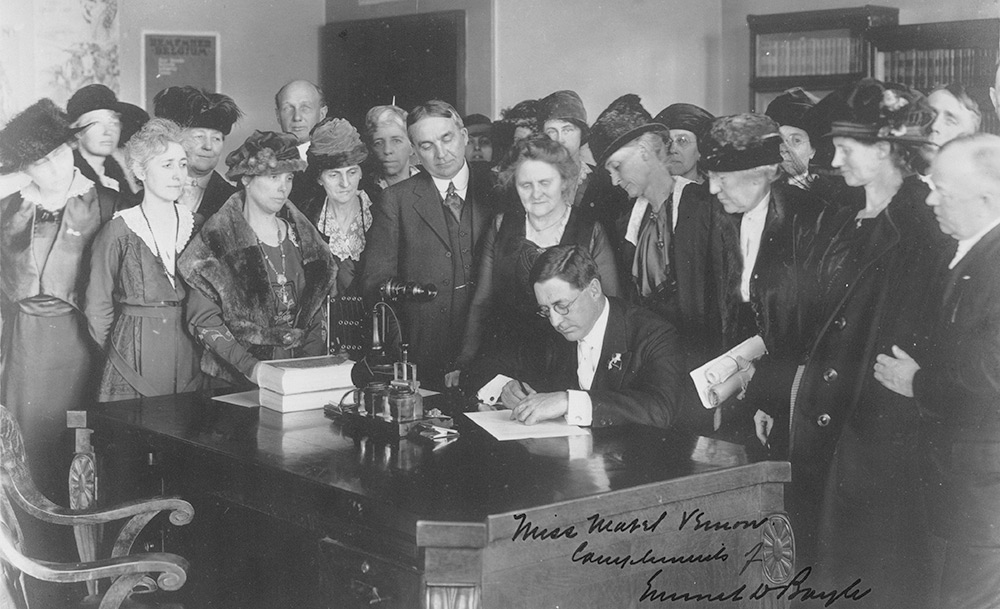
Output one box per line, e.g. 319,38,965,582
306,118,368,173
226,131,306,180
0,99,83,174
588,94,666,166
699,113,783,172
153,86,243,136
818,79,934,144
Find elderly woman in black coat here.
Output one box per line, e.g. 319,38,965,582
178,131,337,388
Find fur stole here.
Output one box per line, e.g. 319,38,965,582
178,191,337,352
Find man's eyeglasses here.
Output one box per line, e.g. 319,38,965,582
536,292,582,319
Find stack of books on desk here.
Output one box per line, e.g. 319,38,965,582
257,355,355,413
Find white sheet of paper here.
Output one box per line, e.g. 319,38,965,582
465,410,590,441
211,390,260,408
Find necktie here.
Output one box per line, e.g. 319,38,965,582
444,181,463,220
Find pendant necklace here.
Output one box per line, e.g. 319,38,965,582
258,219,288,286
140,204,180,284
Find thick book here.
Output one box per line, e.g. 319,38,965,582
259,386,355,413
257,354,354,395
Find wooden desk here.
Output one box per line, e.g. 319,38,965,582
82,392,793,608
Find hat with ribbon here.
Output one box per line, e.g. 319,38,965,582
0,99,84,174
225,130,306,180
589,94,666,166
699,113,783,173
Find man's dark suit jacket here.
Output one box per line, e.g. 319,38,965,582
915,224,1000,547
359,169,492,386
530,296,687,430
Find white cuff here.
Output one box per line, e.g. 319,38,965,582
565,390,593,426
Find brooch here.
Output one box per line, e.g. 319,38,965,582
608,353,623,371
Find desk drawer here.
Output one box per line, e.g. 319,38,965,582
318,536,422,608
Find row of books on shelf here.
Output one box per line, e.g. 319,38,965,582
876,48,997,91
755,36,863,78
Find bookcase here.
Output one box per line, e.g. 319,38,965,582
869,19,1000,134
749,8,1000,134
748,6,898,112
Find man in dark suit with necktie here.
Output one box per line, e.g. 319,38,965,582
875,133,1000,609
360,100,493,389
500,245,688,429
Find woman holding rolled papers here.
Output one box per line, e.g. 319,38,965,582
446,136,620,391
699,113,828,447
781,80,949,606
86,118,204,401
178,131,337,389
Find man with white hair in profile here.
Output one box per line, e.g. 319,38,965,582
875,133,1000,609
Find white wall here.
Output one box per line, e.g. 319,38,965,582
493,0,724,122
119,0,325,157
719,0,1000,114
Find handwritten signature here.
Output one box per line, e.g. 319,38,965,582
641,566,871,606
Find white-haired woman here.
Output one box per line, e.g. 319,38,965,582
86,118,204,401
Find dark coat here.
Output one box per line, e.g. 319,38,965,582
358,169,493,386
617,181,719,367
73,149,138,209
915,223,1000,546
178,192,338,381
530,297,688,430
194,171,238,229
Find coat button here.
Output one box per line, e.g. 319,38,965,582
817,413,831,427
833,317,847,330
822,368,838,383
445,252,452,258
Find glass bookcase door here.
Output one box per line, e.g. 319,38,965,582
755,29,863,78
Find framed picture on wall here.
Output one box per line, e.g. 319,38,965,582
141,31,220,108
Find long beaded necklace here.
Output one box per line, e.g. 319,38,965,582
140,204,180,285
257,219,288,286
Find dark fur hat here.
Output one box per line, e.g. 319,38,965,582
653,103,715,141
589,94,665,167
226,130,306,180
700,113,783,172
306,117,368,173
815,79,934,144
0,99,82,174
66,84,145,126
765,88,819,132
153,86,243,136
540,90,589,140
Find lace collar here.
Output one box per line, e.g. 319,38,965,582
20,170,94,212
116,204,195,287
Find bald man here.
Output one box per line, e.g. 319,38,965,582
876,134,1000,609
275,79,328,204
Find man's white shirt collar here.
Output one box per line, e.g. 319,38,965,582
297,141,310,160
950,214,1000,269
431,161,470,201
739,190,770,302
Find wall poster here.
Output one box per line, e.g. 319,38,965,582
142,32,219,106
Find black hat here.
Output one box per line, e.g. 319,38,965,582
226,131,306,181
153,86,243,136
464,113,492,136
540,90,589,138
653,103,715,141
118,104,151,145
700,113,783,172
66,84,145,126
589,94,666,166
0,99,83,174
819,79,934,144
306,118,368,172
765,88,819,132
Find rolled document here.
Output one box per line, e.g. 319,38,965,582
705,355,745,385
708,365,756,407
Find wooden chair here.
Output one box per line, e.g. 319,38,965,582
0,404,193,609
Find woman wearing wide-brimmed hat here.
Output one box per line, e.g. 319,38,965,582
299,117,373,294
178,131,337,388
770,79,949,606
85,118,205,402
0,98,117,497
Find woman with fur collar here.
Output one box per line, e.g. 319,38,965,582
86,118,204,401
178,130,337,388
0,98,117,500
